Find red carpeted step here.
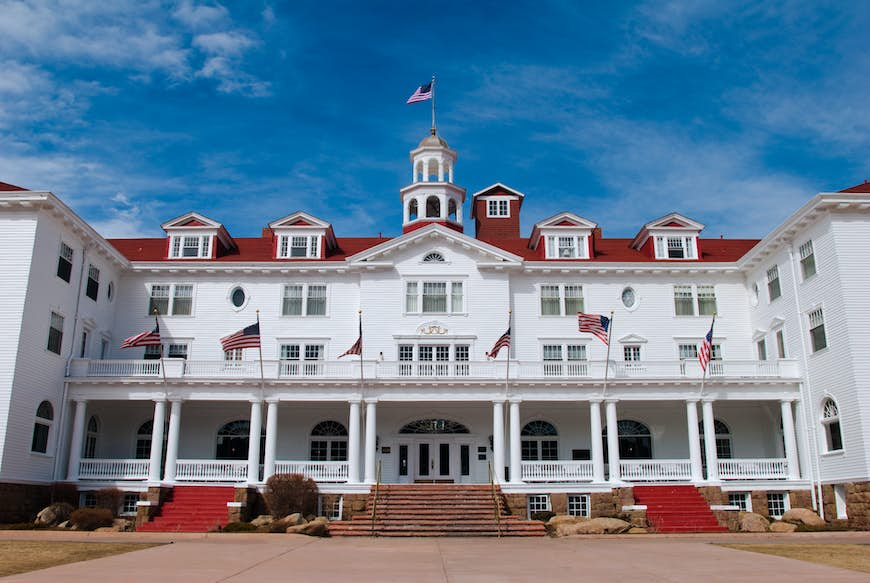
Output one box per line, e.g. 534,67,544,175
633,485,729,533
137,486,235,532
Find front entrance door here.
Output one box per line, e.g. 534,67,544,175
415,441,452,482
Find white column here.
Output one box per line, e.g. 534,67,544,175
423,158,430,182
439,194,447,219
263,400,279,482
491,401,505,482
412,161,418,183
247,400,263,484
403,199,410,224
605,400,620,482
781,399,801,480
364,400,377,483
686,400,703,482
348,400,361,483
66,399,88,481
509,400,522,483
438,160,444,181
448,163,454,183
701,399,719,482
589,400,605,482
163,400,183,483
147,400,167,483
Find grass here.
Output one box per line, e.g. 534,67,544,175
0,541,161,577
720,544,870,574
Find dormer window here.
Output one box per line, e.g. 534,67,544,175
545,235,588,259
278,234,320,259
169,235,212,259
654,236,696,259
487,199,510,217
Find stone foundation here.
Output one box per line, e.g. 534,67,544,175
0,482,53,523
231,487,261,522
820,481,870,530
135,486,171,527
503,493,528,519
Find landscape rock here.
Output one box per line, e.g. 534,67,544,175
57,521,70,529
559,517,631,535
285,513,306,526
546,515,589,537
286,517,329,536
769,521,797,533
250,515,274,528
627,527,648,534
738,512,770,532
94,520,127,533
35,503,74,526
781,508,825,527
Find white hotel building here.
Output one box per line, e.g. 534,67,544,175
0,131,868,528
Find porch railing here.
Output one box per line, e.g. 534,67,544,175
78,459,150,480
273,461,349,482
718,458,789,480
620,459,693,481
175,460,248,482
521,460,594,482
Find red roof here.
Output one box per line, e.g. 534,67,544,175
839,181,870,193
482,237,758,262
0,181,28,191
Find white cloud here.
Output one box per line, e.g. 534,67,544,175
172,0,229,29
193,31,257,56
89,192,153,238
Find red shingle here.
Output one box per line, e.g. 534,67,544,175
481,237,758,262
0,181,28,191
839,181,870,193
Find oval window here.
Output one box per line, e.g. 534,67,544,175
621,287,637,309
231,287,246,308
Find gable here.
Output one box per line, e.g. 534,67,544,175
161,211,222,230
269,211,331,229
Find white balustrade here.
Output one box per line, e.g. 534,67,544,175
184,360,262,377
521,460,594,482
175,460,248,482
84,359,162,377
620,459,693,481
78,459,150,480
717,458,789,480
272,461,349,482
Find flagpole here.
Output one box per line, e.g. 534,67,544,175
699,313,716,398
154,308,168,390
430,74,436,134
601,311,614,399
256,310,265,396
504,309,511,397
357,309,364,394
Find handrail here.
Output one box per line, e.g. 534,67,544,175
370,460,382,537
488,462,501,538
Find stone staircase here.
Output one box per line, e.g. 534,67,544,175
137,486,235,532
329,484,547,537
632,485,729,533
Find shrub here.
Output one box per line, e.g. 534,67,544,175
95,488,124,517
69,508,114,531
263,473,319,518
52,482,79,506
222,521,257,533
531,511,556,522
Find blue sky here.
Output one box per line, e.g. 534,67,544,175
1,1,868,240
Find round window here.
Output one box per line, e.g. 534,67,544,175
231,287,246,308
621,287,637,309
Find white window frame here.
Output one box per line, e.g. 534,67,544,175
121,493,139,516
673,285,695,316
727,492,752,512
623,344,642,363
756,338,767,361
279,341,327,376
567,494,591,518
775,328,787,359
404,280,465,314
168,234,213,259
539,283,584,316
544,234,589,259
808,307,827,353
821,397,843,453
541,342,588,376
144,340,191,360
147,283,195,316
527,494,551,515
57,241,74,283
397,342,472,377
277,233,321,259
767,265,782,301
486,198,510,218
282,283,329,317
766,492,790,519
799,240,816,281
653,235,697,260
31,401,55,455
85,264,100,301
47,311,64,355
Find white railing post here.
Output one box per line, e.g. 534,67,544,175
686,399,704,482
492,401,505,483
163,399,183,483
589,400,605,482
147,400,166,483
66,399,88,481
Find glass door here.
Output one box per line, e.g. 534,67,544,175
415,441,453,481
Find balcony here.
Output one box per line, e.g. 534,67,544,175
67,358,800,382
77,459,350,483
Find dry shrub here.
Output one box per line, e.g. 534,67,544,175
95,488,124,517
51,483,79,506
69,508,114,531
263,474,318,518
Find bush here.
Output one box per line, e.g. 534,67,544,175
51,482,79,506
263,473,319,518
531,511,556,522
222,521,257,533
94,488,124,517
69,508,114,531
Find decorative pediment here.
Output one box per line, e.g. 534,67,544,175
644,212,705,231
161,211,223,231
529,212,598,251
268,211,332,230
161,211,235,258
618,334,648,344
631,212,705,259
471,182,525,200
417,321,449,335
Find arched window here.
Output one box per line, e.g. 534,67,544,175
448,199,457,221
310,420,348,461
425,196,440,218
603,419,652,460
521,420,558,461
408,199,418,221
216,420,266,462
699,419,732,460
84,416,99,459
822,398,843,451
399,419,470,434
423,252,445,263
31,401,54,454
135,419,169,461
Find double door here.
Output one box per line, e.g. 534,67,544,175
398,440,453,482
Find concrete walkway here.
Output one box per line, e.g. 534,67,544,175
1,531,868,582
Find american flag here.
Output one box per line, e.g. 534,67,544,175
406,81,433,104
121,321,161,349
578,313,611,345
220,322,261,352
487,327,511,358
339,317,363,358
699,318,715,372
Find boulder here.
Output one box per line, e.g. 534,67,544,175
627,527,648,534
287,517,328,536
770,521,797,533
285,513,306,526
567,517,631,535
94,520,127,533
250,515,274,528
57,521,70,529
738,512,770,532
781,508,825,527
35,503,74,526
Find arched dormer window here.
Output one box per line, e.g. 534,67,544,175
448,199,457,221
408,199,418,221
310,420,348,461
521,420,558,461
822,398,843,451
31,401,54,454
426,196,440,218
423,252,445,263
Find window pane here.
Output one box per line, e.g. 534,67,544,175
450,282,463,313
182,236,200,257
290,236,308,257
31,423,50,453
799,241,816,279
172,285,193,315
811,324,827,352
697,285,717,315
405,282,418,312
542,345,562,360
307,285,327,316
283,285,303,315
776,330,786,358
148,285,170,315
558,236,576,258
57,243,73,282
281,344,300,360
563,285,584,314
540,285,561,315
667,237,685,258
679,344,698,359
566,345,586,361
48,312,64,354
767,266,781,300
422,282,447,312
674,286,695,316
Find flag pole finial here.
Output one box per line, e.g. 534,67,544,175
152,308,159,316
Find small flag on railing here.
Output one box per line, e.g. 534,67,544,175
220,322,261,351
487,327,511,358
120,320,161,348
578,313,611,345
699,316,715,372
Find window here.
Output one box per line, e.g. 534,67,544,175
521,421,558,461
85,265,100,301
833,485,848,519
699,419,732,459
756,338,767,361
775,329,786,359
280,343,325,376
31,401,54,454
277,234,320,258
84,416,99,458
405,281,463,314
542,343,587,376
808,308,826,352
282,284,328,316
319,495,344,521
47,312,64,354
674,286,695,316
679,342,721,374
621,287,637,309
422,252,445,262
545,235,589,259
148,284,193,316
655,235,696,259
216,420,264,462
230,287,246,308
697,285,717,316
602,420,652,460
135,419,168,461
121,493,139,515
540,284,584,316
527,494,551,515
821,398,843,452
767,266,781,301
766,492,788,519
57,242,73,282
167,343,188,359
79,330,89,358
624,345,641,363
106,281,114,302
799,240,816,280
487,199,509,217
224,348,243,366
169,235,212,259
310,421,348,461
728,492,751,512
567,494,590,518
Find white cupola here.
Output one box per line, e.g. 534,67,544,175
399,130,466,234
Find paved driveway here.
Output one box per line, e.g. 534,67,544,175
2,532,868,582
